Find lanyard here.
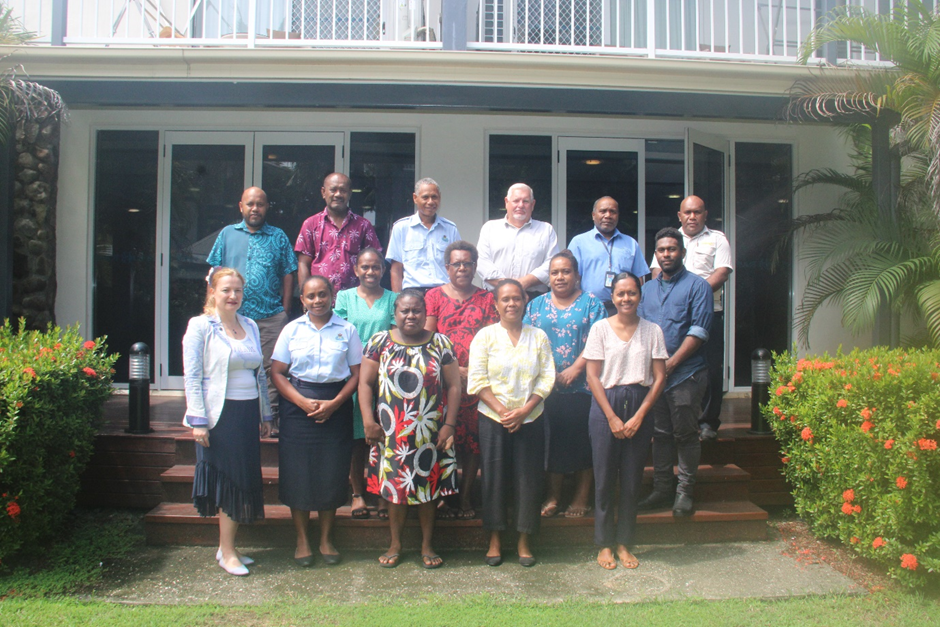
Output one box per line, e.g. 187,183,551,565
601,235,615,270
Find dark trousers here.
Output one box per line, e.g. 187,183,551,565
479,413,545,535
589,384,654,547
651,369,708,497
700,311,725,430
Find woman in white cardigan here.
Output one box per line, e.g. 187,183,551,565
183,267,273,576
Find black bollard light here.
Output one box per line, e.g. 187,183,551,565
127,342,154,434
749,348,773,435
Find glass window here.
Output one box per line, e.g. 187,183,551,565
93,131,159,383
643,139,684,260
734,142,792,386
349,132,417,249
488,135,553,222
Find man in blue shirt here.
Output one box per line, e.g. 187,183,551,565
636,227,712,517
568,196,650,315
207,187,298,425
386,178,461,292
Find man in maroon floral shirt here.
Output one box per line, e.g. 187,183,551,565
295,172,383,293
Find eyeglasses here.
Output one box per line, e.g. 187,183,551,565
446,262,476,269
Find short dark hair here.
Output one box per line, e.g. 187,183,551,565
302,274,334,296
654,227,685,250
494,278,525,300
356,247,385,265
445,240,478,265
611,271,641,293
395,288,427,311
550,249,579,275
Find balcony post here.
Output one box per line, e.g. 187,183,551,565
442,0,468,51
51,0,68,46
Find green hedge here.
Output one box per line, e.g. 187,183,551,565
0,320,117,563
766,347,940,586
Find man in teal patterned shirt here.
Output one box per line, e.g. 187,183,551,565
207,187,298,428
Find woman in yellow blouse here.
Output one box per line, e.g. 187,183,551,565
468,279,555,567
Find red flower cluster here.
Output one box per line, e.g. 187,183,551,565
841,502,861,515
68,450,76,458
844,383,852,390
917,439,937,451
884,439,895,450
781,457,789,464
860,421,873,433
772,406,782,416
842,489,855,502
801,427,813,442
6,501,20,520
54,342,62,350
775,386,787,396
872,537,885,548
896,476,908,489
82,367,97,378
850,537,859,544
790,372,803,384
860,407,872,420
83,340,96,350
836,399,848,408
23,367,36,378
900,554,918,571
796,359,835,371
935,419,940,430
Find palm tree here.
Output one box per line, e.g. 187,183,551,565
789,0,940,210
781,126,940,348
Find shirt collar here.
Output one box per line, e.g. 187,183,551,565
503,216,532,229
408,213,440,229
319,208,356,230
235,220,273,235
300,312,343,330
682,225,711,240
591,226,622,241
659,266,687,284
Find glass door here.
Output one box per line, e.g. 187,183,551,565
557,138,645,251
158,131,345,389
686,129,733,389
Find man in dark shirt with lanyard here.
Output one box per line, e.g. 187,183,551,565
636,227,712,517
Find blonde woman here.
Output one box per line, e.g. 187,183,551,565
183,267,273,577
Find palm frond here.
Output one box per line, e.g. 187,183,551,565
915,279,940,346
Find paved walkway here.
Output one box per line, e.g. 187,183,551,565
88,539,861,605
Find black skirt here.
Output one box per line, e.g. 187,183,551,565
278,379,354,511
543,392,593,473
192,398,265,524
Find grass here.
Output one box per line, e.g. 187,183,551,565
1,592,939,626
0,508,938,625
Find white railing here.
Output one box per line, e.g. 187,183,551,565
470,0,897,63
11,0,442,48
10,0,899,62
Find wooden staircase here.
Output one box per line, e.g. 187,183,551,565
143,432,770,548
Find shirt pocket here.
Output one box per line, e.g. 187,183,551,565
288,337,313,357
404,232,426,253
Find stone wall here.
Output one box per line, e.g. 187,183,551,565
11,114,60,329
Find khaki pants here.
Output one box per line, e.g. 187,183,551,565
255,311,289,419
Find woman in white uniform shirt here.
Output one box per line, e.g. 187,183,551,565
183,267,273,577
271,275,362,568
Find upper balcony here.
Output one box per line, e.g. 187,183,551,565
12,0,895,65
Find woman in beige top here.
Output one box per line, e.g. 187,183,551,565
583,272,667,571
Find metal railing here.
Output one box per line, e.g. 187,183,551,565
10,0,901,62
11,0,442,48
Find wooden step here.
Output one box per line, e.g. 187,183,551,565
144,500,769,548
159,463,753,505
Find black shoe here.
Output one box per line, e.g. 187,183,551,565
484,554,502,567
672,493,694,518
294,555,315,568
637,491,674,511
320,552,342,566
700,425,718,442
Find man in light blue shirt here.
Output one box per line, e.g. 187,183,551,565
386,178,461,292
207,187,297,425
568,196,650,315
636,227,712,518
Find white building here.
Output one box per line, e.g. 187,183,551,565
9,0,883,391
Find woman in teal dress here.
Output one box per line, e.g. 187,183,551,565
334,247,396,519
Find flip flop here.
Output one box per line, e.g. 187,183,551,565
436,504,458,519
540,502,559,517
564,506,592,518
618,549,640,569
421,553,443,569
457,507,476,520
378,553,400,568
351,506,370,519
597,555,617,570
377,508,389,520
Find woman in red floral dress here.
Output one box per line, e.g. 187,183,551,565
425,241,498,519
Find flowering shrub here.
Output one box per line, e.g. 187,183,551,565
766,347,940,587
0,320,117,563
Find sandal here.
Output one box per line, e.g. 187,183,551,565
377,508,389,520
457,507,476,520
564,506,592,518
378,553,400,568
436,503,458,519
421,553,443,569
540,502,559,517
350,494,370,519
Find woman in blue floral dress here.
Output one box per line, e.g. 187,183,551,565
526,251,606,518
359,289,461,569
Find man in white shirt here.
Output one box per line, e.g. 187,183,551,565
476,183,559,299
386,178,461,292
651,195,733,441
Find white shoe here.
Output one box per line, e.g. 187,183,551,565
216,548,254,566
217,556,249,576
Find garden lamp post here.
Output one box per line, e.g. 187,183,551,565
749,348,773,435
127,342,153,434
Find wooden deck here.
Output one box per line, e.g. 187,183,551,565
81,395,791,547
